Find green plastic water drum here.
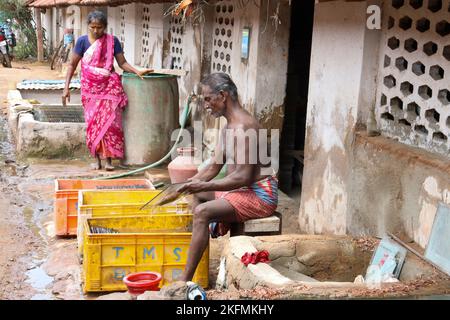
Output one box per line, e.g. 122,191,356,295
121,72,179,165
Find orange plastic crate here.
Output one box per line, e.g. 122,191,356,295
54,179,154,236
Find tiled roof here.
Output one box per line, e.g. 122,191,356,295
27,0,173,7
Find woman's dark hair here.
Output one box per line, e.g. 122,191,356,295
200,72,238,101
87,10,107,26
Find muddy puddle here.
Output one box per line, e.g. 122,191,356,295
26,263,54,300
1,113,58,299
23,200,56,299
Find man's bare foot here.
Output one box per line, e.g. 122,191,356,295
105,158,114,171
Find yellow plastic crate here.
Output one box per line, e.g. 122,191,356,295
79,190,164,205
82,216,208,292
77,190,189,258
54,179,154,236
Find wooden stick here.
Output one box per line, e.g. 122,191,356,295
151,69,188,77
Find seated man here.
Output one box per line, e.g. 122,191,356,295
177,72,278,283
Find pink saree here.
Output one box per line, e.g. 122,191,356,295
80,34,128,159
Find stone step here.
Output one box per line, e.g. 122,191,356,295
244,214,281,233
231,212,282,236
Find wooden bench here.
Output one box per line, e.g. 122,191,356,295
230,212,282,237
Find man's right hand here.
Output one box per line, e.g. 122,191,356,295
176,180,208,195
187,177,202,183
62,88,70,106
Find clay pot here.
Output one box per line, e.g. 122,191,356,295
168,147,199,183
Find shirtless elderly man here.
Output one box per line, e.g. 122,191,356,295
177,72,278,283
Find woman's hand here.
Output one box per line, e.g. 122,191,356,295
177,181,209,195
62,88,70,106
136,69,154,79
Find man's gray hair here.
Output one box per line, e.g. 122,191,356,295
201,73,238,101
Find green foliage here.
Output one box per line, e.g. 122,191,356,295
14,42,33,60
0,0,47,59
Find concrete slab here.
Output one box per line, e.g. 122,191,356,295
247,263,294,287
270,265,319,282
244,215,280,233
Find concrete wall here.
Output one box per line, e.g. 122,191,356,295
166,0,290,158
43,6,89,53
65,6,82,39
173,10,205,115
37,2,290,162
298,0,449,251
140,4,165,69
121,3,139,66
19,90,81,105
41,2,290,134
299,1,376,235
7,91,86,159
357,0,382,126
107,6,119,36
42,9,53,51
50,7,64,45
228,2,260,114
17,112,87,159
200,0,290,127
51,8,58,47
43,5,83,51
7,90,31,140
131,0,291,131
349,132,450,248
107,4,141,67
80,6,91,37
254,0,291,131
375,1,450,157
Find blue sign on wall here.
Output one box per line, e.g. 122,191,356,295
241,27,250,60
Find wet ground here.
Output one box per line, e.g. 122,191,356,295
0,153,298,300
0,61,139,299
1,61,449,301
0,60,302,300
0,124,177,299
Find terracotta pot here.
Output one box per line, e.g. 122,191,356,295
168,147,199,183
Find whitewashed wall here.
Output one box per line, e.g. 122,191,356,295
299,1,371,235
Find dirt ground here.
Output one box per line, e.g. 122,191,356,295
0,60,64,300
0,61,301,300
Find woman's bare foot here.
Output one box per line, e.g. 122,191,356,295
105,157,114,171
91,155,102,170
91,162,102,170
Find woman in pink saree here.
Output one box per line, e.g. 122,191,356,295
62,11,152,170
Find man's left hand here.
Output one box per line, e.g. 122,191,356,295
177,181,208,194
